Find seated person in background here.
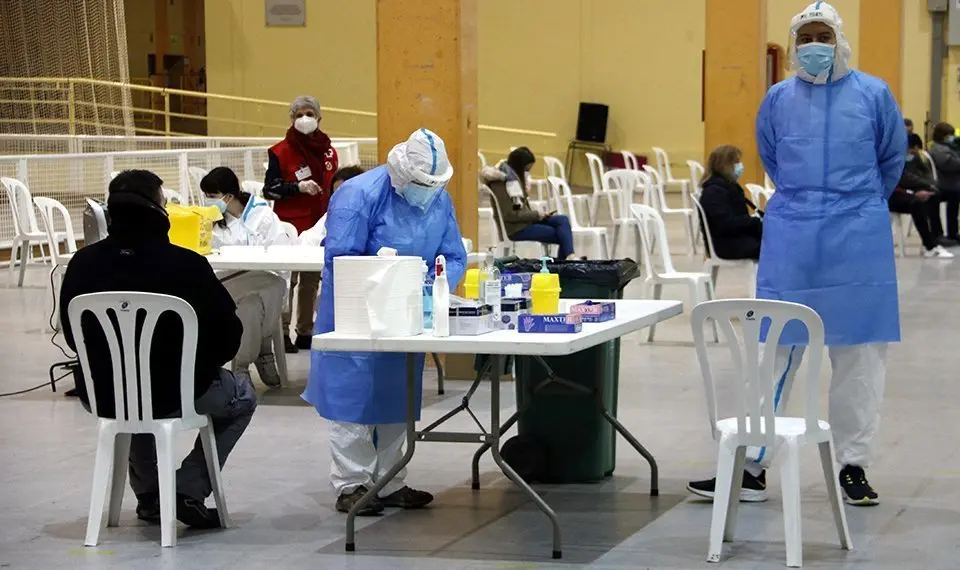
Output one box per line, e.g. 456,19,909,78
890,134,953,258
904,118,914,134
698,145,762,261
927,122,960,242
299,165,366,247
59,170,256,529
479,147,578,260
200,166,292,387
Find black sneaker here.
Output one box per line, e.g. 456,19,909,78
295,334,313,350
176,494,221,529
284,336,299,354
136,493,161,524
839,465,879,506
336,486,384,516
380,486,434,509
687,470,768,502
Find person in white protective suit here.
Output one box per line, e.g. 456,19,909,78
303,129,468,516
298,165,366,248
687,2,905,507
200,167,292,388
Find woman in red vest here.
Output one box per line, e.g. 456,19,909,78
264,95,339,353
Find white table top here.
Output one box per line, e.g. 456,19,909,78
312,299,683,356
205,245,325,272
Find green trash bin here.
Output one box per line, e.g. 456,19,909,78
501,258,640,483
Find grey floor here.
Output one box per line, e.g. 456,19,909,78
2,216,958,570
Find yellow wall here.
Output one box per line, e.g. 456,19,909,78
202,1,939,167
125,0,206,79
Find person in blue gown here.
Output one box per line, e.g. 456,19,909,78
688,2,905,507
303,129,467,515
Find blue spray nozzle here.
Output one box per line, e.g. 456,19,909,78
538,256,553,273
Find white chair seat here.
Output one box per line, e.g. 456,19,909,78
659,270,712,282
717,416,831,439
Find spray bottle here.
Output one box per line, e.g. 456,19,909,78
432,255,450,337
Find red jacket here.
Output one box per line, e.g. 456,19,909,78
267,139,339,233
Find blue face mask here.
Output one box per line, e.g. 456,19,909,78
400,184,439,210
797,43,835,78
733,162,745,180
203,195,228,214
905,153,916,162
947,135,957,144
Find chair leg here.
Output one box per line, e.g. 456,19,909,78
85,426,117,546
601,233,611,259
17,239,30,287
107,433,131,526
611,225,621,259
704,279,719,343
685,214,696,256
707,437,738,563
272,321,288,386
8,238,20,280
709,265,720,292
820,438,852,550
724,446,748,542
646,283,663,342
589,194,599,226
780,440,803,568
156,428,178,547
200,423,231,528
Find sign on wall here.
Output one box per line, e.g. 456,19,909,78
265,0,306,27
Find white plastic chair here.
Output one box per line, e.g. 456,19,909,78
691,299,852,568
691,192,758,297
745,184,766,211
764,172,776,193
69,292,230,548
547,176,611,259
187,166,208,206
621,151,641,171
34,197,78,331
479,184,549,258
280,221,299,243
478,151,488,169
642,165,697,255
603,169,643,257
241,180,264,197
162,188,186,205
543,155,589,222
85,198,109,243
585,152,618,226
2,177,55,287
630,204,716,342
890,212,910,258
687,160,706,195
653,147,693,202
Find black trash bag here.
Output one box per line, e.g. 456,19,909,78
500,435,548,483
499,258,640,291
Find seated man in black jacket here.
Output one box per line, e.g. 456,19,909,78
60,170,257,529
699,145,762,261
890,134,953,258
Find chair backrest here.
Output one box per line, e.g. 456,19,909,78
162,187,185,205
630,203,677,277
921,150,938,182
687,160,705,194
33,197,77,264
652,147,676,182
187,166,208,206
602,169,641,219
543,156,566,181
109,171,119,180
547,176,586,229
241,180,264,197
67,292,200,425
85,198,109,243
745,183,765,208
690,192,720,259
280,221,299,242
584,152,605,195
641,165,669,211
764,172,775,191
479,183,510,242
1,177,41,236
478,151,488,169
690,299,827,448
621,151,640,171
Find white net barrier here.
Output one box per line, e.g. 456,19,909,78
0,0,133,137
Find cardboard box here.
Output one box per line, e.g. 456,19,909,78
518,313,583,334
570,300,616,323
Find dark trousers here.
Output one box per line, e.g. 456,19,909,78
938,187,960,239
128,369,257,501
511,215,576,259
889,191,942,251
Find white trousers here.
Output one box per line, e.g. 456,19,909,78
329,420,407,497
223,272,287,369
745,343,887,475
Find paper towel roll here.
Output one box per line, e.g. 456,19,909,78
334,256,425,337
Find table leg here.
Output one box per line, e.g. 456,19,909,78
431,352,445,395
345,353,418,552
470,411,519,490
486,354,563,559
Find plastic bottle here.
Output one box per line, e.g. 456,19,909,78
421,259,433,330
432,255,450,337
530,256,561,315
479,248,502,326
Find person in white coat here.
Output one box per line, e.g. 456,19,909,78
299,165,366,248
200,167,291,387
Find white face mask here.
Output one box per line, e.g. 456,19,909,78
294,116,318,135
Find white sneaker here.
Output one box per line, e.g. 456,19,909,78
923,245,955,259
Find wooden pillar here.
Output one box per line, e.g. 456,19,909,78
859,0,902,104
376,0,479,246
154,0,169,85
704,0,767,184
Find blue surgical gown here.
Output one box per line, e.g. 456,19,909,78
303,166,467,424
755,71,905,346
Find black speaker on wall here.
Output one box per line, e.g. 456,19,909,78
576,102,609,143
